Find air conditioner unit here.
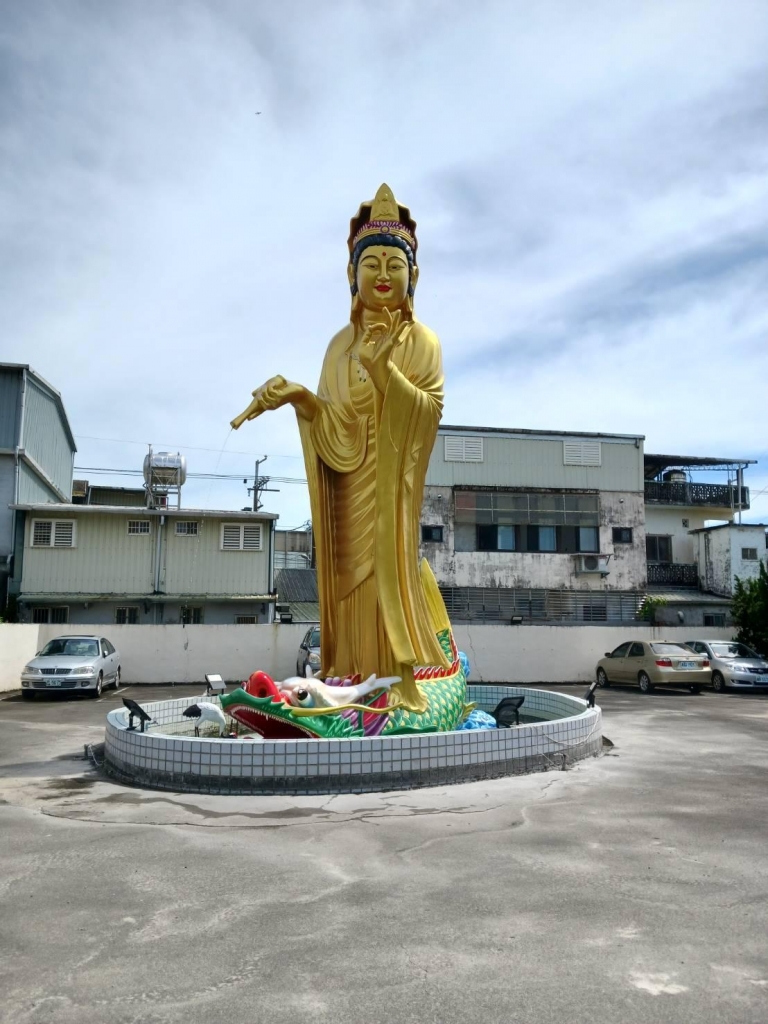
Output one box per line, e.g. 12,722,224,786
575,554,611,576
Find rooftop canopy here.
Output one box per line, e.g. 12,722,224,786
644,453,756,480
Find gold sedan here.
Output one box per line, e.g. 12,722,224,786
596,641,711,694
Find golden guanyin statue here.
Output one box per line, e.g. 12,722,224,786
232,184,451,712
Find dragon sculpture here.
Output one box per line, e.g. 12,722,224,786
221,561,472,740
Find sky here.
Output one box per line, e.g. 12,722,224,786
2,0,768,527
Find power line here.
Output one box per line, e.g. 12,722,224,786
73,466,307,485
73,433,304,459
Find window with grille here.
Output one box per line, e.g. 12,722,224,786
221,523,262,551
33,606,69,624
175,521,199,536
612,527,633,544
454,491,599,553
115,607,140,624
127,520,150,535
421,525,444,543
181,607,203,624
31,520,76,548
741,547,758,561
444,435,484,462
235,615,257,624
704,613,726,627
563,441,602,467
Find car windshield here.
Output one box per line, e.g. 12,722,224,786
308,629,320,648
39,638,99,658
709,642,758,659
650,644,693,656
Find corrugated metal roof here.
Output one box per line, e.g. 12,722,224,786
275,568,318,602
12,503,278,520
646,591,731,605
20,593,277,603
440,423,644,442
285,602,320,622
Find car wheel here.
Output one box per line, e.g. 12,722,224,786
22,690,35,700
689,685,701,695
712,671,727,693
596,668,610,688
91,673,103,698
114,667,121,690
638,672,654,694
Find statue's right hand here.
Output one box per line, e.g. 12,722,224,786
231,376,290,429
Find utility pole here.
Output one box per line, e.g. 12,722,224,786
244,456,278,511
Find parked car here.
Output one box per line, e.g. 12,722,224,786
20,635,121,699
685,639,768,692
596,640,710,694
296,625,321,677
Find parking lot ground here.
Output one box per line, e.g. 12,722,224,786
1,683,768,1024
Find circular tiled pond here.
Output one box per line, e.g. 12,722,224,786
104,685,602,794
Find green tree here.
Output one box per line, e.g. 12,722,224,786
732,563,768,656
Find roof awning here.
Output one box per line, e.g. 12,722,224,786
644,453,756,480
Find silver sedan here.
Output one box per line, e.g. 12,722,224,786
20,635,121,699
685,639,768,692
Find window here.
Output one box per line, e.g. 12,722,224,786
31,606,69,624
100,640,109,657
127,520,150,535
175,521,199,536
646,535,672,562
609,643,632,658
103,639,116,655
235,615,257,625
181,607,203,625
115,606,140,624
454,491,600,553
582,604,607,621
421,525,444,543
612,527,633,544
741,547,758,561
444,435,484,462
628,643,645,657
31,520,76,548
221,523,262,551
563,441,601,467
682,519,689,529
704,613,726,628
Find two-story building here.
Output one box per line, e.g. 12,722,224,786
419,424,648,623
1,363,76,613
11,503,278,625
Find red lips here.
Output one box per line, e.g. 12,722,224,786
375,285,391,292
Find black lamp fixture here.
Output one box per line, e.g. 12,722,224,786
583,680,598,708
122,698,152,732
491,696,525,728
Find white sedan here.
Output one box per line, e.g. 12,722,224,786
21,635,121,699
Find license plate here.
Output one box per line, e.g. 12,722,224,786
756,676,768,684
678,661,695,669
45,679,63,687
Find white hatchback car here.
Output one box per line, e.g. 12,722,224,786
21,635,121,699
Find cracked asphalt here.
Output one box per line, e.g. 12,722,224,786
1,682,768,1024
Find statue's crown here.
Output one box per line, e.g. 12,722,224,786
348,183,417,255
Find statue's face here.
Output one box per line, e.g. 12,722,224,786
353,246,411,311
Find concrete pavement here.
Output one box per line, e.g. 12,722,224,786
1,683,767,1024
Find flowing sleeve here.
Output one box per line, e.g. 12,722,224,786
375,325,450,669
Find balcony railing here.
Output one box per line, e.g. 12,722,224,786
646,563,699,588
644,481,749,509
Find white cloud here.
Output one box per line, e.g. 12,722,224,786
1,0,767,525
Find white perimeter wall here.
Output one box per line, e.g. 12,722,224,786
0,622,736,691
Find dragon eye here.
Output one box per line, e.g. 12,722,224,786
294,688,315,708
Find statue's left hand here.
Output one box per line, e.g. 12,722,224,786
358,309,403,393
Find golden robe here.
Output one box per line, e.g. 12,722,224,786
296,319,450,712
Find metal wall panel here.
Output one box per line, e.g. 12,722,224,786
17,463,59,504
21,379,73,499
0,369,22,448
0,455,15,556
21,512,271,597
163,518,270,595
427,433,644,492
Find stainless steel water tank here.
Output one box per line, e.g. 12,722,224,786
143,451,187,488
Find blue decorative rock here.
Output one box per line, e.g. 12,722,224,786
458,651,471,681
457,709,497,731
